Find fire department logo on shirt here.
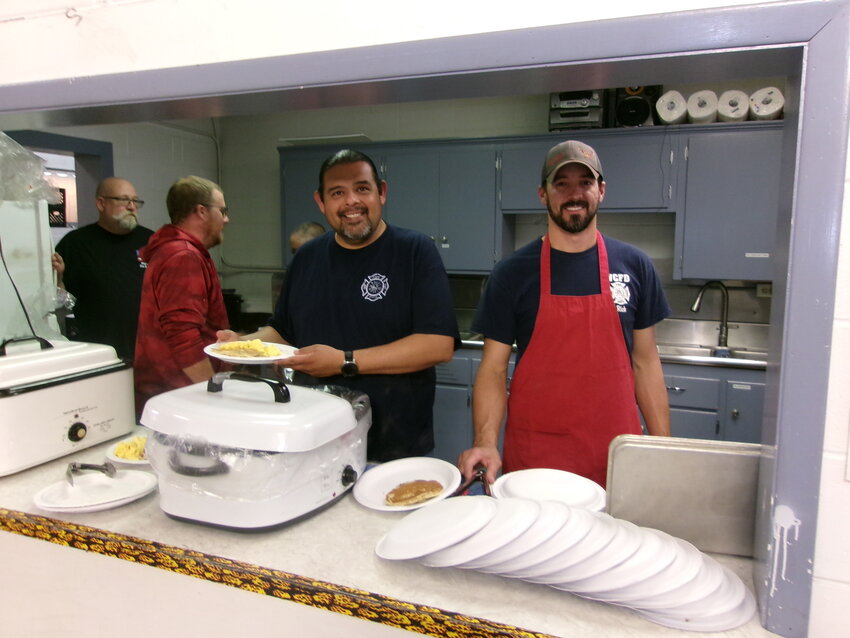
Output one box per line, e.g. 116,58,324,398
609,273,631,313
361,273,389,302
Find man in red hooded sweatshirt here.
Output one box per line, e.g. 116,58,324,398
133,175,230,417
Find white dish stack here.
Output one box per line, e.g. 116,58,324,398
376,471,756,632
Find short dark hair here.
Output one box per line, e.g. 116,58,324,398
166,176,222,224
317,149,381,199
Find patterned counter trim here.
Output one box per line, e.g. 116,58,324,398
0,508,555,638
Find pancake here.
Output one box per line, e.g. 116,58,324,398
385,479,444,506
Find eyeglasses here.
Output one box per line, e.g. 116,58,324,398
203,203,230,217
102,196,145,209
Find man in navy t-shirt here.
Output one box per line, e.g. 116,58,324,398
459,140,671,488
218,150,460,462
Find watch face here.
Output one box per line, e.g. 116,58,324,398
342,361,358,377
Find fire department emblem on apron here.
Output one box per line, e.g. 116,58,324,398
361,273,389,302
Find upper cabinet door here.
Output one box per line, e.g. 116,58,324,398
438,145,497,272
381,149,440,239
680,128,782,281
499,131,676,213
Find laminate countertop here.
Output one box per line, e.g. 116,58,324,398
0,431,781,638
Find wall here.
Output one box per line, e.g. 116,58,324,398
807,125,850,638
0,2,848,636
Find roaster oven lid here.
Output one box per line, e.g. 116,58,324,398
140,374,360,453
0,339,123,390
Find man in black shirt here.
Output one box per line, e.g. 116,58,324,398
54,177,153,361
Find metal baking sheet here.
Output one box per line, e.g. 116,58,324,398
606,435,761,557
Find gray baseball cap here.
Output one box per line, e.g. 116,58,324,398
541,140,604,184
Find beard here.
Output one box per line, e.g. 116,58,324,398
113,212,138,232
548,200,597,234
336,209,375,244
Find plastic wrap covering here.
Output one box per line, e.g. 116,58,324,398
0,133,66,343
145,391,370,529
0,132,61,205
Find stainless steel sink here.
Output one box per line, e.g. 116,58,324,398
728,349,768,362
656,344,767,362
656,345,714,357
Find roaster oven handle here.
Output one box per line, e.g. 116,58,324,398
206,371,291,403
0,336,54,356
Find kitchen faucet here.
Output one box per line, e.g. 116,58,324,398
690,280,730,353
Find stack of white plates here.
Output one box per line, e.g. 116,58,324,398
376,493,756,632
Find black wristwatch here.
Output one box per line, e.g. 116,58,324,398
341,350,359,377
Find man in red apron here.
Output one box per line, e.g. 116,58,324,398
459,140,671,488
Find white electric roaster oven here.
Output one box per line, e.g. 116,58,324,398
141,372,371,529
0,337,135,477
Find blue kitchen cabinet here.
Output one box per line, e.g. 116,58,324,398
723,379,765,443
382,144,497,272
280,151,329,251
662,362,765,443
663,372,722,439
678,125,782,280
432,355,473,464
499,130,677,213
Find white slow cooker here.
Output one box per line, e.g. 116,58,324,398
141,372,370,530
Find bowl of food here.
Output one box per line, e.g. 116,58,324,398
106,433,150,466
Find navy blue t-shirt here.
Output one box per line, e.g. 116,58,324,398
269,225,460,461
472,235,671,364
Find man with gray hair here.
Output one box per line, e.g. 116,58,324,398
133,175,231,416
53,177,152,360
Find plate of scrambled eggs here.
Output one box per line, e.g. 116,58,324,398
106,434,150,466
204,339,296,364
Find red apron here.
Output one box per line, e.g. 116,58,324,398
503,232,641,487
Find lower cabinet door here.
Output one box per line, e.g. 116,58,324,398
431,385,471,464
670,408,720,440
724,381,765,443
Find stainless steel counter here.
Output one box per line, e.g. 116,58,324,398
459,339,768,370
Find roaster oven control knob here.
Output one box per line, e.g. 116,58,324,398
68,422,88,442
341,465,358,486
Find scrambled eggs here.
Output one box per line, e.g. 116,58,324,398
215,339,280,357
114,435,147,461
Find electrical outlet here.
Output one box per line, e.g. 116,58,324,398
756,283,772,298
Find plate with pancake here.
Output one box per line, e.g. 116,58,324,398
353,457,462,512
204,340,296,364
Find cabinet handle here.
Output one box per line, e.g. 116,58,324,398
731,409,740,419
441,236,448,244
666,385,685,392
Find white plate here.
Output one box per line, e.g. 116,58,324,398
475,500,571,573
542,518,644,586
496,508,600,579
420,498,541,568
106,434,150,467
636,585,756,632
519,512,620,582
353,457,461,512
204,342,296,364
34,470,158,513
491,468,606,511
375,495,497,561
586,532,706,606
562,524,678,594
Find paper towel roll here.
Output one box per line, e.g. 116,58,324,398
749,86,784,120
717,90,750,122
687,90,718,124
656,90,688,125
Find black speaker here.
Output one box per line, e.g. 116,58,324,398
609,86,662,127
